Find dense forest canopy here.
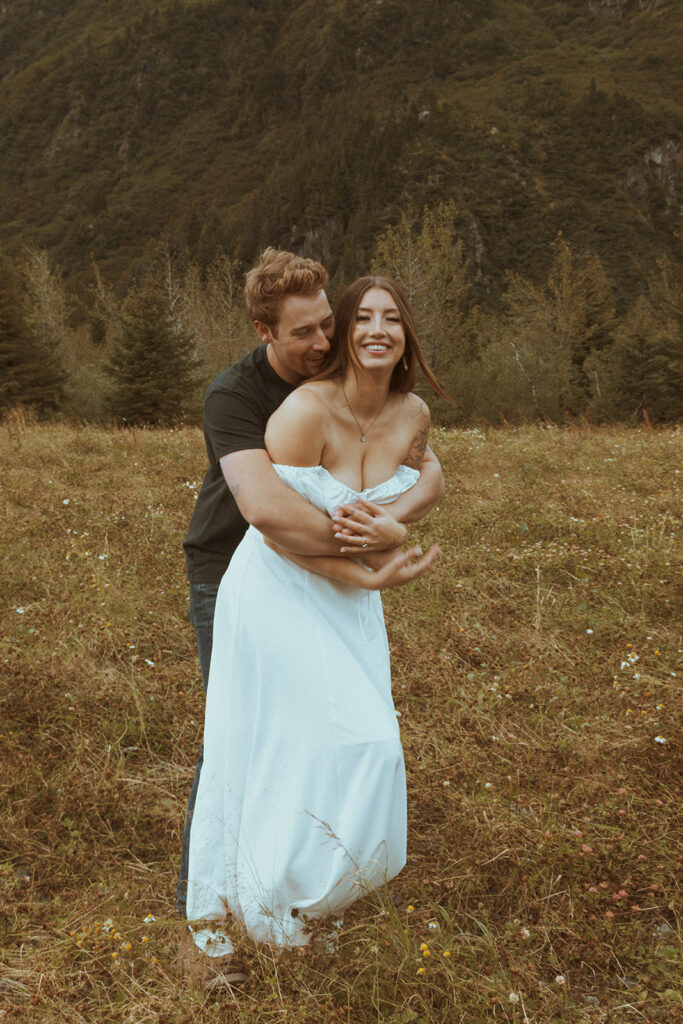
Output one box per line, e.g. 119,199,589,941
1,0,680,296
0,0,681,423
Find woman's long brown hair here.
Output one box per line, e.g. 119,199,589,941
312,276,451,401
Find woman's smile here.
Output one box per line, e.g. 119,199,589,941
353,287,405,366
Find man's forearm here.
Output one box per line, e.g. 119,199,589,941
221,450,344,556
250,491,345,555
265,543,376,588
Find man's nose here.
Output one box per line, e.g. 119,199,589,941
313,328,331,350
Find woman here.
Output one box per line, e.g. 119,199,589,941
186,277,448,952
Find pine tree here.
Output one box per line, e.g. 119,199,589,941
587,256,683,422
0,256,65,413
106,276,200,425
501,235,615,421
22,248,71,354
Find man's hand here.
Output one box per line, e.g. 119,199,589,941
331,499,407,552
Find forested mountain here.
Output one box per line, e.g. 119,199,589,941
0,0,681,307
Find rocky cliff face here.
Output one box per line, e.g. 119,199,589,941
625,139,683,230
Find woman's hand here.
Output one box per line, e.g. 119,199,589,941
367,544,441,590
332,499,407,553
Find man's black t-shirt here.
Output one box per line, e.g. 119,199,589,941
184,345,294,584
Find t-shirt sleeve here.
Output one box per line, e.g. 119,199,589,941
204,384,268,463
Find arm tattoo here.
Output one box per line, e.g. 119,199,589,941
403,415,430,470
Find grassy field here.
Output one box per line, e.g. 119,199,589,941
1,420,680,1024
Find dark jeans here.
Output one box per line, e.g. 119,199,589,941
175,582,219,916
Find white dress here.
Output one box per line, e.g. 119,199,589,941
186,464,418,947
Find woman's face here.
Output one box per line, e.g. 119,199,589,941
351,287,406,372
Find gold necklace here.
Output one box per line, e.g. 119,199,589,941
342,384,386,443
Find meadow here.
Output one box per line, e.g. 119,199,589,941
1,420,680,1024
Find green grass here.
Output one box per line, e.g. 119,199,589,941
1,420,680,1022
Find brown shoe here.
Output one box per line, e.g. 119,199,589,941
177,928,248,992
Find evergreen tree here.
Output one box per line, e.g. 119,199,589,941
106,276,200,425
22,248,71,354
0,256,65,413
501,235,615,421
587,256,683,422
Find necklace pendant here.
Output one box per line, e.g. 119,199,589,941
360,433,366,443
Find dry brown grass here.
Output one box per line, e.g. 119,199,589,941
1,420,681,1023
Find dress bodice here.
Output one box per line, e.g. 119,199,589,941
272,464,419,517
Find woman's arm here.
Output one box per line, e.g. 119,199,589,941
265,540,440,590
331,399,443,548
387,445,444,522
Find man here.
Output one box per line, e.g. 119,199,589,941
177,248,443,984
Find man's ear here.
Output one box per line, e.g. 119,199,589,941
253,320,273,345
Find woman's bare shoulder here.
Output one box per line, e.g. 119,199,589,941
275,383,329,418
391,391,430,425
265,386,328,465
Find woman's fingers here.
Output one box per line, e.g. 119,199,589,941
333,509,373,527
332,501,404,552
332,511,377,541
411,544,441,573
333,499,381,519
336,534,370,549
380,544,441,587
354,499,382,515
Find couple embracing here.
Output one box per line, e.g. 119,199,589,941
178,248,448,984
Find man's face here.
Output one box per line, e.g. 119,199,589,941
257,290,334,385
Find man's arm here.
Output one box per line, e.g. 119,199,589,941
265,539,440,590
220,449,347,556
